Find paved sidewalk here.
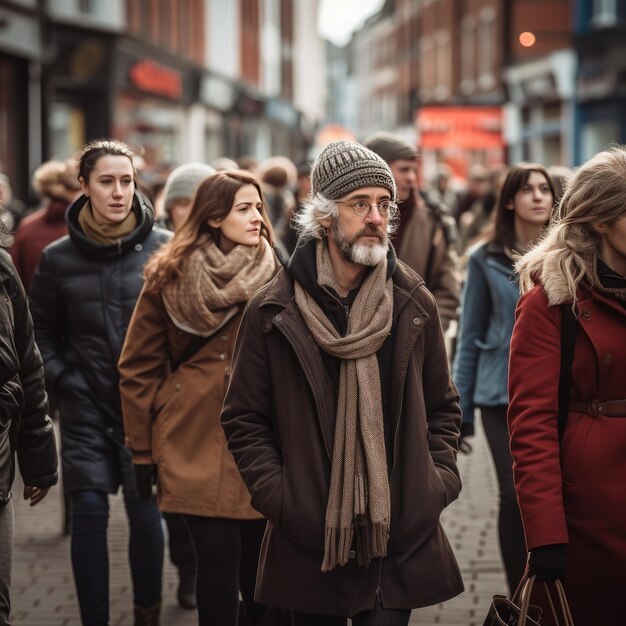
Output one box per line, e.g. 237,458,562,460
10,420,506,625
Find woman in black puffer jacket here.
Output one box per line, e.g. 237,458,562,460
29,139,171,626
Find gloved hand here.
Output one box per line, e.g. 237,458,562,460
133,463,156,501
528,544,566,583
458,422,475,455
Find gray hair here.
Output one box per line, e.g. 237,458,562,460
293,192,399,241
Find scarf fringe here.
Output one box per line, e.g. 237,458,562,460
321,526,354,572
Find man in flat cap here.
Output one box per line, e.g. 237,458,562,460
221,140,463,624
363,132,460,334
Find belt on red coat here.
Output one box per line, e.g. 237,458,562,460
569,399,626,417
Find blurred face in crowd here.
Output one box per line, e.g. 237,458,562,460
170,198,193,231
508,171,553,228
80,155,135,225
208,184,263,253
322,186,391,267
595,212,626,276
389,159,417,202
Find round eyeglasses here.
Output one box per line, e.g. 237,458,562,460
336,199,397,218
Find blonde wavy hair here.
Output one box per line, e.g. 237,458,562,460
517,146,626,304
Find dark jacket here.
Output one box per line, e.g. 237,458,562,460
395,190,460,332
28,192,171,493
221,249,463,617
0,249,57,506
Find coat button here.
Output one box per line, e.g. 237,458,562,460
175,383,181,391
582,308,591,319
602,353,612,365
134,243,143,251
275,315,283,323
219,353,227,361
349,550,356,559
413,317,421,326
263,322,272,333
220,334,228,342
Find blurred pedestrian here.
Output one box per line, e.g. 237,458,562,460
120,171,278,626
256,156,297,236
160,162,216,232
9,159,80,293
427,163,458,216
363,132,460,334
281,162,311,256
509,147,626,625
547,164,574,204
456,164,490,252
452,163,555,594
212,157,239,171
0,250,58,626
221,140,463,625
29,139,170,626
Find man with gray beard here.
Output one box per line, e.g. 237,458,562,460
221,140,463,625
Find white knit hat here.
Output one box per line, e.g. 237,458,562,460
162,162,216,211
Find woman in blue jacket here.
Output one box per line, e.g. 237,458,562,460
452,163,555,593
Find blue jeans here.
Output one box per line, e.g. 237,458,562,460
0,500,13,626
70,487,163,625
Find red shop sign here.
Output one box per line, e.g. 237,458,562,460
129,60,183,99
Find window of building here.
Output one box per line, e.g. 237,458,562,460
460,16,475,92
478,8,496,90
592,0,618,26
78,0,93,13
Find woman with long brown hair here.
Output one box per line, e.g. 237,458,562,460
119,171,278,626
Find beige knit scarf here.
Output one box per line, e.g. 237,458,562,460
162,235,276,336
294,239,394,572
78,201,137,245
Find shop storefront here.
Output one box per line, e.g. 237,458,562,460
113,40,199,169
0,1,42,200
46,27,113,160
415,106,505,181
199,72,237,162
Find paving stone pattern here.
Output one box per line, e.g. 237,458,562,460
10,420,506,625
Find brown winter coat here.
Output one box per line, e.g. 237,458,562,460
396,195,460,332
221,261,464,617
119,286,260,519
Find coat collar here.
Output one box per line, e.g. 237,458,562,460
66,191,155,259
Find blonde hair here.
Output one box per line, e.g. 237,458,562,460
517,146,626,304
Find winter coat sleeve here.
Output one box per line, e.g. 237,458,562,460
452,251,491,424
221,291,283,523
508,286,569,550
421,290,463,501
4,252,58,488
28,248,70,394
119,285,170,462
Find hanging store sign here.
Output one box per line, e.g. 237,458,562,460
129,60,183,100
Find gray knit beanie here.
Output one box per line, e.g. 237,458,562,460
163,162,216,211
310,140,397,201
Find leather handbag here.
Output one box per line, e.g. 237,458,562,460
483,574,575,626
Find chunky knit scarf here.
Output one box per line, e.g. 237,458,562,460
78,201,137,245
294,239,394,572
162,236,276,336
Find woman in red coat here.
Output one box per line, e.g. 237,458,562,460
508,146,626,626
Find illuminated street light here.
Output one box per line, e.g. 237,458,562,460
519,31,536,47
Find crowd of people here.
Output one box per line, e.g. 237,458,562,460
0,134,624,626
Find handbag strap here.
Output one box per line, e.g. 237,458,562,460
519,575,575,626
558,304,578,441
